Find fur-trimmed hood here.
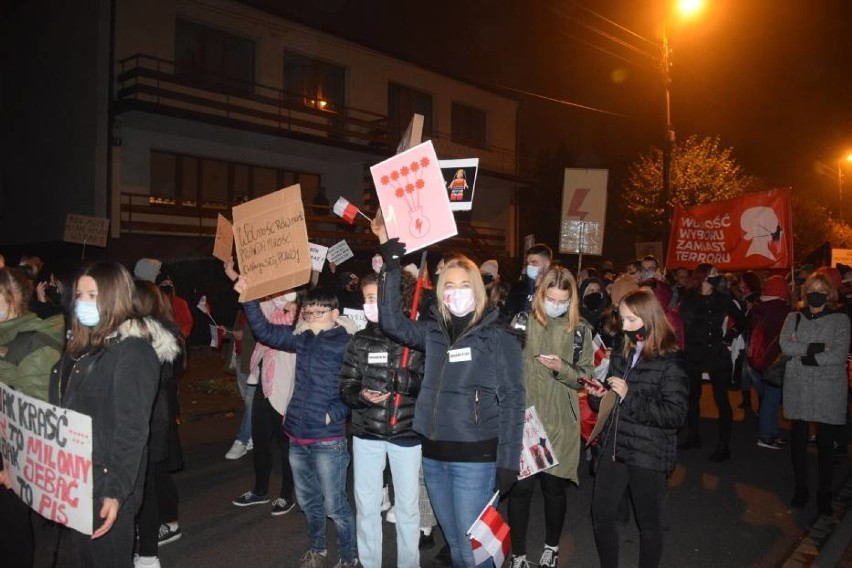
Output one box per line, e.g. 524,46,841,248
115,317,181,363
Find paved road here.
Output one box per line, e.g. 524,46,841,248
158,385,852,567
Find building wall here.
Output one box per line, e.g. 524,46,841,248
114,0,518,155
0,0,111,244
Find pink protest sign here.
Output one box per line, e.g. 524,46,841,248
371,140,457,253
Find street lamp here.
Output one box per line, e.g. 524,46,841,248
661,0,705,256
837,152,852,221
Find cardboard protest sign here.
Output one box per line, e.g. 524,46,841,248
665,188,793,271
327,240,354,266
213,214,234,262
371,140,458,254
343,308,368,332
440,158,479,211
0,383,94,534
396,113,424,154
63,214,110,248
560,169,608,255
309,243,328,272
232,185,311,302
518,406,559,480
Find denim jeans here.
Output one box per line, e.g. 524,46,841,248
422,458,496,568
290,438,357,563
353,437,421,568
235,364,255,444
743,360,781,440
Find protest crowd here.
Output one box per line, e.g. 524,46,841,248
1,193,851,568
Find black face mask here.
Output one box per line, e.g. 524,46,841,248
583,292,604,310
807,292,828,308
46,286,63,306
481,274,494,286
160,285,174,296
706,276,723,288
624,326,647,343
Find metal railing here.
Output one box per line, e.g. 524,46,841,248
115,54,525,176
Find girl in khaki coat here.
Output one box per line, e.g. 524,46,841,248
507,266,594,568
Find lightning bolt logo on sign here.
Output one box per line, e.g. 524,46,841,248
560,169,609,255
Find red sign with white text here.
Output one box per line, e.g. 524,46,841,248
666,188,793,271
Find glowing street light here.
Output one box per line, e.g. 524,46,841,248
676,0,706,19
836,152,852,220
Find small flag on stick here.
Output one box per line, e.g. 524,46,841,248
467,491,510,567
196,295,219,327
333,196,370,224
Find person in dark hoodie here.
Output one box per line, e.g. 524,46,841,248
340,271,425,568
579,277,612,335
50,262,168,566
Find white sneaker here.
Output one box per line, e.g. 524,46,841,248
385,506,396,524
134,555,162,568
381,486,391,512
246,438,254,451
225,440,248,460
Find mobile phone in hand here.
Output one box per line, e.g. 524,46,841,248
578,377,611,390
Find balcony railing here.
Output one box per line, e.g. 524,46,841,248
115,54,525,177
118,191,507,259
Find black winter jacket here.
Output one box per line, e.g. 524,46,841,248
592,348,689,474
339,322,424,440
679,291,745,368
378,265,525,471
49,322,162,509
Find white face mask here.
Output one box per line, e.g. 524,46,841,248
443,288,475,317
363,302,379,323
544,299,569,318
526,265,540,280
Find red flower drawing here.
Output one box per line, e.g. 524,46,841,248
415,179,425,189
405,183,415,194
381,175,390,185
400,166,410,176
395,188,405,198
419,157,430,168
390,170,400,181
410,162,420,172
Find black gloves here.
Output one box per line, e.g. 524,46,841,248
806,342,825,356
391,369,412,395
495,467,519,497
378,238,406,270
722,328,739,346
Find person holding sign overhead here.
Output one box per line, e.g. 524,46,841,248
49,262,169,566
371,213,524,568
587,289,688,568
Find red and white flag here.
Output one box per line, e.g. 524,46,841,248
467,491,510,567
333,197,359,224
593,333,610,382
209,324,225,350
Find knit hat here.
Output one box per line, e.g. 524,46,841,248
480,260,499,280
133,258,162,283
762,275,790,300
816,266,842,290
610,276,639,306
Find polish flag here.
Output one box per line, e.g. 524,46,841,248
593,333,610,382
467,491,510,568
209,324,225,349
333,197,359,224
197,295,219,326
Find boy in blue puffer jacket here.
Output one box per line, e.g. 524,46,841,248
236,281,359,568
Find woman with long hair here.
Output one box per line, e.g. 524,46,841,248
781,272,850,515
50,262,173,565
589,289,688,568
374,225,524,567
133,281,184,567
506,266,594,568
678,263,745,461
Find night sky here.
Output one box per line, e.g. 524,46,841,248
247,0,852,203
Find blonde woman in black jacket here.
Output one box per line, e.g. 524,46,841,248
588,289,688,568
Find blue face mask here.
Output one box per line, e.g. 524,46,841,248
526,265,540,280
75,300,100,327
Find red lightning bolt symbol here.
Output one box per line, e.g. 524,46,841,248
566,188,591,219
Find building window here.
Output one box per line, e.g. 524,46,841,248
388,83,433,139
175,19,255,93
283,51,345,113
150,151,319,204
452,103,486,147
